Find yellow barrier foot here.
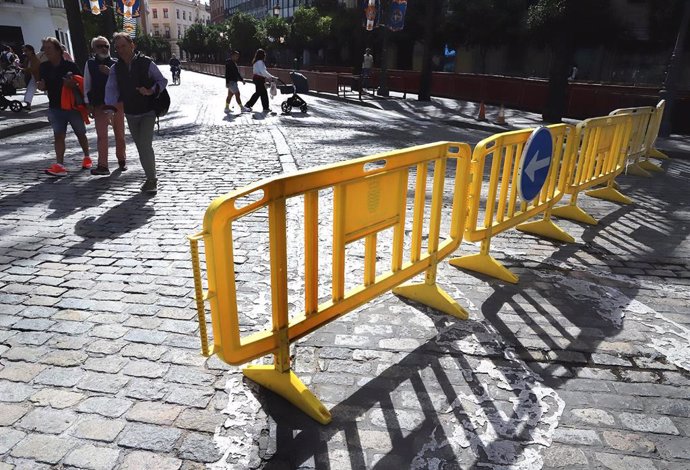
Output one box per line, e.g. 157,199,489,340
449,253,519,284
627,164,652,178
393,283,468,320
648,148,670,160
586,186,633,205
516,219,575,243
551,205,598,225
638,160,664,173
243,365,332,425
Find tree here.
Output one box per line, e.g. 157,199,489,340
227,12,262,60
180,23,207,60
135,33,170,60
527,0,623,122
291,6,332,51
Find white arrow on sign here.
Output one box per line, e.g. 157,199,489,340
525,150,550,182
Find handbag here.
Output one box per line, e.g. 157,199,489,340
152,88,170,117
269,81,277,98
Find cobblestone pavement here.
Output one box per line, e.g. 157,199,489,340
1,69,689,470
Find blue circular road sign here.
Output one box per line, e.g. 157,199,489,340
518,127,553,202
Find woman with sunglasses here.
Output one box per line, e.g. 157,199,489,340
84,36,127,175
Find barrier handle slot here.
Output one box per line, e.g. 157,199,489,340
188,233,212,357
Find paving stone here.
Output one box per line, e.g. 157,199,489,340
553,427,602,446
121,343,169,361
10,434,74,464
122,360,170,379
17,407,78,434
619,412,680,435
63,443,120,470
0,402,31,425
123,379,169,401
86,339,126,354
7,332,54,346
49,320,94,335
83,357,129,373
594,452,658,470
38,350,88,367
70,415,126,442
17,306,58,319
161,350,207,367
177,432,223,463
90,324,129,339
12,318,56,331
0,380,34,402
0,361,46,382
1,346,49,363
119,450,183,470
602,431,656,454
174,408,225,433
568,408,616,426
33,367,85,387
0,428,26,454
122,329,168,345
656,436,690,460
77,397,133,418
125,402,184,425
30,388,85,409
118,423,182,452
76,372,130,393
164,386,214,408
164,366,216,386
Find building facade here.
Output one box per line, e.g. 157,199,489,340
212,0,353,23
0,0,73,57
144,0,210,59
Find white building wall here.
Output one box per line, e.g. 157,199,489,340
1,0,71,54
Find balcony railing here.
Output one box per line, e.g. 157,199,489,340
2,0,25,5
48,0,64,8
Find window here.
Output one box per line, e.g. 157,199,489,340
176,9,180,18
163,8,168,18
153,28,160,36
177,26,181,38
152,8,157,18
165,26,171,38
183,11,186,20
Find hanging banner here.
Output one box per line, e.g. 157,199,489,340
388,0,407,32
362,0,380,31
116,0,142,18
81,0,107,15
123,16,137,37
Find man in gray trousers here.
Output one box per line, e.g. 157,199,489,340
104,32,167,194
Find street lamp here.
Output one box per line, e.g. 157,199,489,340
273,2,280,17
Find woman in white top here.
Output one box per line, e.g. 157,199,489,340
243,49,276,113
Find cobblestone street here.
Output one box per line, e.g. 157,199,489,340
1,69,690,470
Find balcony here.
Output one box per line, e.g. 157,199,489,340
48,0,64,8
1,0,25,4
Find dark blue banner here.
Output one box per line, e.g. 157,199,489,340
82,0,107,15
116,0,141,18
388,0,407,31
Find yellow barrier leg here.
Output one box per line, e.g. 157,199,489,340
188,234,212,357
638,160,664,173
243,329,332,425
551,193,598,225
626,163,653,178
516,211,575,243
586,180,633,205
448,239,519,284
393,263,469,320
648,148,670,160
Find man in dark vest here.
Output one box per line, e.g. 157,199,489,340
104,32,167,194
84,36,126,176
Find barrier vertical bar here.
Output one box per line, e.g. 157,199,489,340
364,234,377,286
332,185,346,302
410,163,428,263
391,171,408,272
304,191,319,315
188,234,211,356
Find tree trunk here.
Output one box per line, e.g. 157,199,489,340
542,33,574,123
418,0,436,101
64,0,89,72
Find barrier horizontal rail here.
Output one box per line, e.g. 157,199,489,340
189,142,472,424
552,114,633,225
449,124,575,283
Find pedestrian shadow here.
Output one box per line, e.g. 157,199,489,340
67,192,155,257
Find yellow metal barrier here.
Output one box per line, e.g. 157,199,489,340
189,142,472,424
551,114,633,225
609,106,655,177
449,124,575,284
642,100,670,165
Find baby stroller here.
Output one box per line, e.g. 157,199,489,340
277,74,308,114
0,66,24,112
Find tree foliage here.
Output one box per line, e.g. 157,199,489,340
135,33,170,59
291,7,332,49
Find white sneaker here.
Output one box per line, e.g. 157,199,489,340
242,106,251,113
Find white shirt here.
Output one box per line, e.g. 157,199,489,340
252,60,276,79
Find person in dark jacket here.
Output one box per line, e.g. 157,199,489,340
84,36,126,175
224,50,245,113
104,32,167,194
